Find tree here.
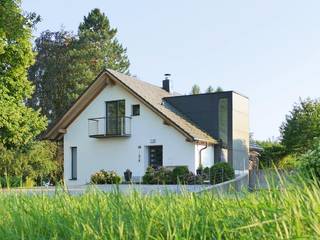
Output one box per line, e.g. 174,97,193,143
0,0,47,148
191,84,201,95
216,86,223,92
206,86,214,93
28,8,130,122
28,30,76,121
280,98,320,154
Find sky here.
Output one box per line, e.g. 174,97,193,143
22,0,320,141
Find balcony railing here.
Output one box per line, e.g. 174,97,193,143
88,116,131,138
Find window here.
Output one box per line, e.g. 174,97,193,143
71,147,77,180
218,98,228,144
106,100,125,135
132,104,140,116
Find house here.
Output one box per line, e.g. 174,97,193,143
45,69,249,185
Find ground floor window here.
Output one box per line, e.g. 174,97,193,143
148,145,163,168
71,147,77,180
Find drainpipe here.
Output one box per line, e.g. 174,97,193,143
199,143,208,168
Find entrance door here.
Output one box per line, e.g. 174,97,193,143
149,145,163,168
106,100,125,135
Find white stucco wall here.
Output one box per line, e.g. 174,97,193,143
232,93,249,171
64,81,197,185
194,144,215,170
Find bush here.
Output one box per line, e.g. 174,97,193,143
142,167,172,184
298,141,320,180
172,166,190,184
278,154,298,170
210,162,235,184
0,141,60,187
90,170,121,184
0,176,22,188
257,141,286,168
142,166,207,185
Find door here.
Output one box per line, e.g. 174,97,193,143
149,145,163,168
106,100,125,134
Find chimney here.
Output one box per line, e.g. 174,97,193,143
162,73,171,92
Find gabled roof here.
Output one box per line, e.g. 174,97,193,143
44,69,217,144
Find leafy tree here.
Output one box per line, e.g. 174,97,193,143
206,86,214,93
0,0,47,148
191,84,201,95
280,98,320,154
28,8,130,122
216,86,223,92
28,30,76,121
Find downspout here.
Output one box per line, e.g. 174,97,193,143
199,142,208,168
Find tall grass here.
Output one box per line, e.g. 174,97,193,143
0,177,319,239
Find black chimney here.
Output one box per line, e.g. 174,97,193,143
162,73,171,92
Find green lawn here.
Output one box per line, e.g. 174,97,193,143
0,178,319,239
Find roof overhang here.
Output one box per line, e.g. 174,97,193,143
44,70,216,145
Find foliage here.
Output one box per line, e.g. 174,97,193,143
0,0,47,148
206,85,214,93
278,154,298,170
0,141,59,186
142,167,173,184
142,166,218,185
280,98,320,155
216,86,223,92
190,84,201,95
0,176,21,188
298,140,320,181
28,8,130,123
90,170,121,184
172,166,190,184
1,178,320,238
210,162,235,184
257,140,287,168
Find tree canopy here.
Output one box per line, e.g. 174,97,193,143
28,8,130,123
0,0,47,148
280,98,320,154
190,84,201,95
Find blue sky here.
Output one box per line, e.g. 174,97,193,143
22,0,320,140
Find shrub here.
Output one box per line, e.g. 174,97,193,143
142,167,173,184
0,141,59,186
0,176,22,188
90,170,121,184
172,166,190,184
142,166,204,185
278,154,298,170
298,141,320,180
257,141,286,168
210,162,235,184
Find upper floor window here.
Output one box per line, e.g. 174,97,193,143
132,104,140,116
218,98,228,144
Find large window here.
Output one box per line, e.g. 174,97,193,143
71,147,77,180
106,100,125,135
218,98,228,144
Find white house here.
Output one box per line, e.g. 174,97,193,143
45,69,249,185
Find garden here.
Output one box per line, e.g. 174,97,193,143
89,163,235,186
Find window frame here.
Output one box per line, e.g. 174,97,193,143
131,104,140,116
70,147,77,180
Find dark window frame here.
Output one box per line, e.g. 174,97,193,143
132,104,140,116
70,147,77,180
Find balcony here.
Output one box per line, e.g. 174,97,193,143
88,116,132,138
